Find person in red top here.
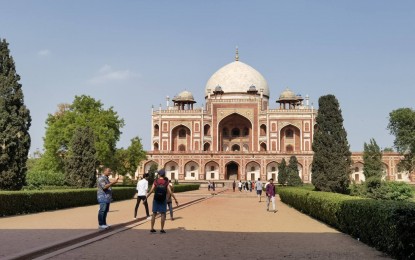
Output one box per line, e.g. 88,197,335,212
146,169,178,233
265,178,277,213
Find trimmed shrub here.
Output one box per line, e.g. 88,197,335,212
279,187,415,259
0,187,135,217
26,170,66,187
350,180,413,201
173,184,200,193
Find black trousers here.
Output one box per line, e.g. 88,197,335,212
134,195,150,218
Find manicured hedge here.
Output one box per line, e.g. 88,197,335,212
279,188,415,260
173,184,200,193
0,187,135,217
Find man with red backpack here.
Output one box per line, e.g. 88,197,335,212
146,169,178,234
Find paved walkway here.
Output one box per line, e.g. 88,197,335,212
0,188,390,259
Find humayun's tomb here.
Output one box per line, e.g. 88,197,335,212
139,49,415,184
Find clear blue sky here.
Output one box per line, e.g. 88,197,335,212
1,0,414,154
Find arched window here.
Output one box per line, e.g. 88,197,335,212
210,166,215,171
171,166,176,171
286,129,294,138
232,144,240,151
179,144,186,151
190,166,195,171
260,143,267,151
250,166,255,171
354,167,359,172
243,127,249,136
204,143,210,151
179,129,186,138
153,142,159,151
232,128,240,137
271,166,276,171
154,124,159,136
260,124,267,136
286,145,293,152
223,128,229,137
204,124,211,136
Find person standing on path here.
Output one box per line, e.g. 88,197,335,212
97,167,119,230
146,169,178,233
265,178,277,213
134,173,151,220
238,180,242,192
255,178,263,202
232,180,236,192
166,178,175,220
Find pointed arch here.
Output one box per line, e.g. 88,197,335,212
280,124,301,152
184,161,200,180
205,161,220,180
164,160,179,181
171,125,191,152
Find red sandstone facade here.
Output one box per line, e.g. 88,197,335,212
141,53,414,184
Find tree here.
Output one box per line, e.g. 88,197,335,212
363,138,384,179
277,158,288,185
311,95,352,194
147,164,158,186
114,137,147,176
65,127,97,188
0,38,31,190
38,95,124,173
287,156,303,186
387,108,415,175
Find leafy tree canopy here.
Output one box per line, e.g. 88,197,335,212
114,136,147,176
287,155,303,186
65,126,97,188
38,95,124,172
363,138,384,179
277,158,287,185
0,38,31,190
311,94,351,194
388,108,415,174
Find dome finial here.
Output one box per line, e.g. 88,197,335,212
235,46,239,61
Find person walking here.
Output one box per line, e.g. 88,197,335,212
97,167,119,230
255,178,263,202
146,169,178,233
238,180,242,192
232,180,236,192
248,180,252,192
265,178,277,213
166,178,175,221
134,173,151,220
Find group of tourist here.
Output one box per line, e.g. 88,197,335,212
97,168,277,233
97,168,178,233
232,178,277,212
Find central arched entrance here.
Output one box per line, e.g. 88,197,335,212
226,162,239,180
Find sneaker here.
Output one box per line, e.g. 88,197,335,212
146,216,152,220
99,225,109,230
150,229,156,233
160,230,166,234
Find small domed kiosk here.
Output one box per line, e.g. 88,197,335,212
172,90,196,110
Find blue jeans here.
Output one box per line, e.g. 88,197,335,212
98,203,110,226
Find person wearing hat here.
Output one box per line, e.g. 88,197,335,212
134,173,151,220
146,169,178,233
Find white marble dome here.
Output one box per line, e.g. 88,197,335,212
205,60,270,97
